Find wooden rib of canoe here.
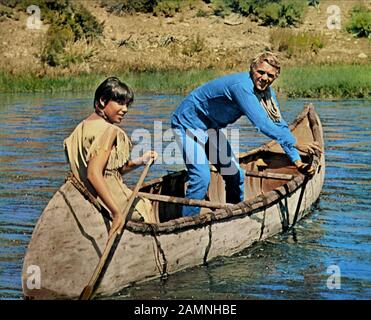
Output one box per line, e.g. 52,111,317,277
22,103,325,300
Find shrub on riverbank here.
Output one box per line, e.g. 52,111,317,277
270,29,325,57
99,0,155,14
254,0,306,27
100,0,307,26
210,0,307,27
100,0,190,16
346,4,371,39
40,0,103,67
1,0,103,67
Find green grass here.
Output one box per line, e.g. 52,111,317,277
0,70,218,94
276,64,371,98
122,69,219,94
0,73,102,93
0,65,370,98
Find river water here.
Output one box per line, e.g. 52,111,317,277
0,93,370,300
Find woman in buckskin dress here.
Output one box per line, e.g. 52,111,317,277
64,77,158,238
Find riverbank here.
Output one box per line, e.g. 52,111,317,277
0,0,369,99
1,64,369,98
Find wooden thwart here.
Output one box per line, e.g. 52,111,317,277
245,170,294,180
137,171,294,208
137,192,233,209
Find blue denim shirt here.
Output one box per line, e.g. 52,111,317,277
171,72,301,163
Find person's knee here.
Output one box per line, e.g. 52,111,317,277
189,168,210,187
223,168,244,202
188,175,210,195
186,167,210,197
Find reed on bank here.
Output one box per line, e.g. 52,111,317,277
276,64,370,98
0,64,370,98
0,70,219,95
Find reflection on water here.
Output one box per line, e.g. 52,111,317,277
0,92,370,299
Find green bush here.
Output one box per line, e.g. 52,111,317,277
42,25,75,66
100,0,307,25
205,0,306,26
11,0,70,21
58,40,97,68
307,0,319,7
101,0,195,17
211,0,232,17
33,0,103,67
0,0,23,8
182,34,205,56
153,0,182,17
230,0,259,16
100,0,157,14
281,0,306,26
0,5,13,18
255,0,306,27
270,29,325,57
196,9,209,17
346,4,371,39
1,0,103,67
256,2,281,25
9,0,103,38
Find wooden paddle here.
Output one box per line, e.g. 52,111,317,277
79,157,155,300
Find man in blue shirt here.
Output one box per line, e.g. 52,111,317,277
171,52,320,216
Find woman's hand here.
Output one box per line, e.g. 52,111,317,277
294,160,315,176
120,150,158,174
108,211,123,239
140,150,158,165
295,142,322,155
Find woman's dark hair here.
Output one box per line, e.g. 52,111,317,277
94,77,134,109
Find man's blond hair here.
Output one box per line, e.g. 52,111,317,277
250,52,281,75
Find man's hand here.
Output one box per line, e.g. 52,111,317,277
295,142,322,155
294,160,315,176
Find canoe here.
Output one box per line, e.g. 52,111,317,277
22,103,325,299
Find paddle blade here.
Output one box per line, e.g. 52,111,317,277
79,285,94,300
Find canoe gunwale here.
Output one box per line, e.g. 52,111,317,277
127,175,305,235
126,104,323,235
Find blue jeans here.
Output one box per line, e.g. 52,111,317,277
172,120,244,216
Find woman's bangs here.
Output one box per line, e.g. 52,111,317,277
112,86,134,106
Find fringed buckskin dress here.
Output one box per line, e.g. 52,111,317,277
64,118,157,224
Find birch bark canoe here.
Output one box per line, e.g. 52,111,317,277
22,103,325,299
